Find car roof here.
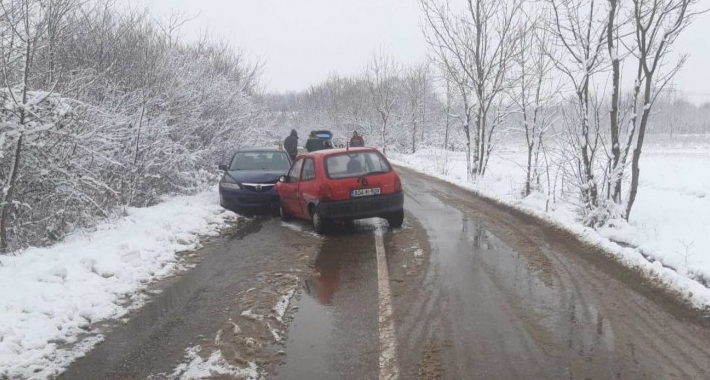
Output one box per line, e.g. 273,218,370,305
235,148,286,153
305,147,380,157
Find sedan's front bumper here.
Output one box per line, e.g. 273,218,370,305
316,192,404,220
219,187,279,210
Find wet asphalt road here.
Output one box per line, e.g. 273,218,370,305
57,168,710,380
393,169,710,379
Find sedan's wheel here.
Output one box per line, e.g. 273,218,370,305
280,205,292,221
311,208,328,234
386,209,404,228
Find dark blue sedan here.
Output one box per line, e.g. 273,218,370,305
218,148,292,214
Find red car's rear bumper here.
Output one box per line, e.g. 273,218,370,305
316,192,404,220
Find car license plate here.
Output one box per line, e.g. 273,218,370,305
351,188,381,197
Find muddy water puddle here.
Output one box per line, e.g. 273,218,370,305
420,188,566,320
272,294,334,379
274,221,380,380
395,171,710,379
398,179,610,378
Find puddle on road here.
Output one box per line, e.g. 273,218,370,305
420,190,561,313
273,294,334,380
274,221,379,380
401,183,622,378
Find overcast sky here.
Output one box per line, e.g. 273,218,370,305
131,0,710,103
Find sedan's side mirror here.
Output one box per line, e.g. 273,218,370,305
218,164,228,171
279,175,288,183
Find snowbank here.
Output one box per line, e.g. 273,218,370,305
0,188,237,379
168,346,262,380
391,139,710,308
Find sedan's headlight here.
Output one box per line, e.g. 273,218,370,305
220,182,242,190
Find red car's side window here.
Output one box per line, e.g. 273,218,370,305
301,158,316,181
288,158,304,182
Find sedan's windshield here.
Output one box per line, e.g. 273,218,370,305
325,151,391,179
229,151,291,171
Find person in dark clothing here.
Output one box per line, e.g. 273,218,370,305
349,131,365,147
305,131,321,152
284,129,299,162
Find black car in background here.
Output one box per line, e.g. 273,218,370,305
305,130,334,152
218,148,292,214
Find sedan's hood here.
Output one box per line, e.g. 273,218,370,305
225,170,284,183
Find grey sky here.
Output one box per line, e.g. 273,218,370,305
132,0,710,103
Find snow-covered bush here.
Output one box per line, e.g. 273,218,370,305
0,1,268,251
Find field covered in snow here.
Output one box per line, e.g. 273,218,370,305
0,188,237,380
391,134,710,307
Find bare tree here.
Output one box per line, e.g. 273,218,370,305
511,18,559,196
426,36,477,178
367,50,399,154
420,0,523,178
403,63,431,153
622,0,704,219
545,0,608,216
606,0,626,204
443,75,454,151
0,0,50,251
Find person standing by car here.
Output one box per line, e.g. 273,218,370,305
305,131,321,152
349,131,365,147
284,129,298,161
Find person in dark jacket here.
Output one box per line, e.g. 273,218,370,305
349,131,365,147
284,129,298,162
305,131,321,152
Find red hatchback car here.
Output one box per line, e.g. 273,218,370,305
275,147,404,233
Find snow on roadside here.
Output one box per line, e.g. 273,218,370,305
273,289,295,323
390,143,710,308
280,221,324,239
0,187,237,380
166,346,262,380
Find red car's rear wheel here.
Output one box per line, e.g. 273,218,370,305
386,209,404,228
311,208,329,234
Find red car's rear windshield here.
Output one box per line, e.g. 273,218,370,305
325,151,392,179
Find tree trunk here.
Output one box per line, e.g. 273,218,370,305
0,135,23,252
473,111,482,176
526,142,533,196
478,108,489,177
626,79,653,219
444,112,450,151
465,130,472,181
464,113,472,181
2,18,33,252
444,83,451,151
381,119,387,155
411,120,417,153
421,97,426,143
607,0,623,203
